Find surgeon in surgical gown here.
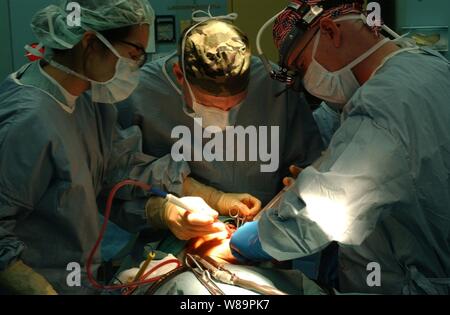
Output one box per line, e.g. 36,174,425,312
117,18,324,208
231,0,450,295
0,0,189,294
117,17,326,280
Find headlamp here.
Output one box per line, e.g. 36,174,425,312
257,0,362,91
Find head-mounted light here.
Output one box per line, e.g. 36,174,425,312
257,0,365,91
256,1,326,90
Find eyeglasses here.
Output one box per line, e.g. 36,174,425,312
117,40,148,67
287,28,319,73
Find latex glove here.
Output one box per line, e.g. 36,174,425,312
146,196,227,241
183,177,262,219
0,260,57,295
230,221,272,263
214,193,262,219
283,165,304,187
187,236,238,265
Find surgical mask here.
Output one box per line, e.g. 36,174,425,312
180,15,243,132
191,99,243,131
89,33,141,103
45,32,141,104
162,52,244,132
303,17,391,105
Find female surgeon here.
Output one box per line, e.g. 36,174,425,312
0,0,259,295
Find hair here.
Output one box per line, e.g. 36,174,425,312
178,19,252,96
53,26,134,55
51,26,134,75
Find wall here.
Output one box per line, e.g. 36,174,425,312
8,0,55,72
229,0,287,63
396,0,450,59
2,0,448,79
0,0,13,81
3,0,229,72
150,0,228,57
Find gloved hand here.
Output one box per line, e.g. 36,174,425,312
214,193,262,219
183,177,262,219
0,260,57,295
187,236,238,265
146,196,227,241
230,221,272,263
283,165,304,187
283,151,332,186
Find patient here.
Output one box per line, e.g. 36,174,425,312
185,224,239,264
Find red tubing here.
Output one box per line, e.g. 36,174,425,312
86,180,182,292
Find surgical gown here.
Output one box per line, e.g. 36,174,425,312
259,49,450,294
117,54,324,205
313,102,341,147
0,62,190,294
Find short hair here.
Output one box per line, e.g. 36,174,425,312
179,19,252,96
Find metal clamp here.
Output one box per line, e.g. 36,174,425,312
188,254,288,295
185,254,225,295
229,208,246,229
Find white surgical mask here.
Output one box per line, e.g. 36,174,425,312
162,53,244,132
191,99,243,131
46,32,141,104
89,33,141,103
180,19,243,132
303,16,391,105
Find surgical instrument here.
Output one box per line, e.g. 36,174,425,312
188,254,288,295
254,185,291,221
229,208,246,229
185,254,226,295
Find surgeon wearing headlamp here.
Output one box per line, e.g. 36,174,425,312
231,0,450,295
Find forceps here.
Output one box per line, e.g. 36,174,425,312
185,254,225,295
229,208,246,229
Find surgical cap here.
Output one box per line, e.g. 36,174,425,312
31,0,155,50
182,19,252,96
273,0,364,52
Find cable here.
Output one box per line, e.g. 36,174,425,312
144,266,189,295
140,259,182,281
256,10,284,56
256,10,284,76
123,258,182,295
86,179,181,292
